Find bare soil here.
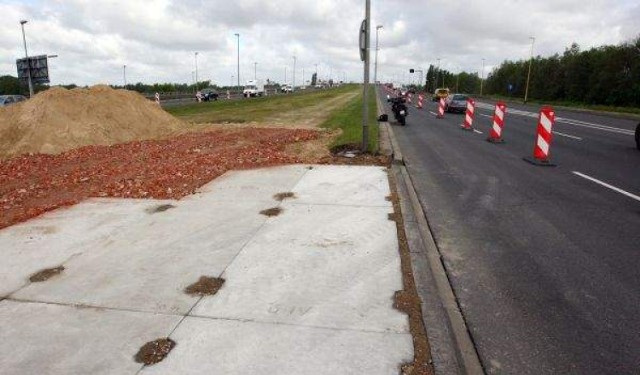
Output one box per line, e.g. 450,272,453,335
260,207,283,217
184,276,225,296
29,266,65,282
134,338,176,365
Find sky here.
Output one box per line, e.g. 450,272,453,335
0,0,638,87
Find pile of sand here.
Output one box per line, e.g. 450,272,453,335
0,85,185,159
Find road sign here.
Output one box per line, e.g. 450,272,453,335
16,55,50,84
359,19,367,62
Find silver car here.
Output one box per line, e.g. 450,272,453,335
0,95,27,107
444,93,469,113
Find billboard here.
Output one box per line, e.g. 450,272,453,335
16,55,49,84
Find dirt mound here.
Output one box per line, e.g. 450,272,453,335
0,85,185,159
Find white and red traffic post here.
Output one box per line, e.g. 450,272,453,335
487,101,507,143
524,106,556,166
416,94,424,109
437,97,445,118
461,98,475,130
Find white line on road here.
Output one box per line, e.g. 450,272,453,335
572,171,640,202
473,129,483,134
480,114,492,118
553,131,582,140
429,111,438,116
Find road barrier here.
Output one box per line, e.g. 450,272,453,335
416,94,424,109
487,102,507,143
407,93,413,104
524,106,556,166
154,92,160,105
437,98,445,118
461,98,476,131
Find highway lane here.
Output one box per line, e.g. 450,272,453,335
382,91,640,374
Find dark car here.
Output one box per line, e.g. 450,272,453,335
444,94,469,113
201,89,219,101
0,95,27,107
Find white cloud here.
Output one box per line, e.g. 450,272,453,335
0,0,637,87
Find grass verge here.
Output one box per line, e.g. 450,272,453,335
320,86,378,153
166,85,359,123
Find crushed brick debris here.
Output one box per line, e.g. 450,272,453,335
273,192,296,201
0,128,318,229
184,276,225,296
134,338,176,365
260,207,283,217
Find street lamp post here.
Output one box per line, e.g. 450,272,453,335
292,56,296,92
123,65,127,89
524,36,535,103
19,20,34,97
374,25,383,85
480,58,485,96
194,52,199,92
362,0,371,152
436,58,441,88
254,62,257,80
315,64,318,85
235,33,240,95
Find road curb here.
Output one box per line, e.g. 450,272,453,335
383,88,484,375
374,86,403,164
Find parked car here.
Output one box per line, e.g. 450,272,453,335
635,123,639,150
281,85,293,93
432,88,450,102
200,88,219,101
0,95,27,107
444,94,469,113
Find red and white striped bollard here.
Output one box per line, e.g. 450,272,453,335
524,106,556,166
487,102,507,143
416,94,424,109
436,98,445,118
461,98,475,131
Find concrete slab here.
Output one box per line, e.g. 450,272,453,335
139,317,413,375
13,199,271,314
0,198,175,297
290,165,392,207
0,300,181,375
188,165,310,203
192,203,407,333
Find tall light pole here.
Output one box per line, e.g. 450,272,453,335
235,33,240,95
254,62,257,80
374,25,383,85
19,20,34,97
480,58,485,96
123,65,127,89
194,52,199,91
524,36,535,103
292,56,296,92
284,66,287,84
436,58,441,88
362,0,371,152
315,64,318,84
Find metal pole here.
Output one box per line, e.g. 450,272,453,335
480,58,485,96
254,62,257,80
302,68,305,87
235,33,240,95
362,0,370,152
123,65,127,89
284,67,287,84
524,37,535,103
194,52,199,91
315,64,318,85
436,58,441,89
292,56,296,92
374,25,382,85
20,20,34,97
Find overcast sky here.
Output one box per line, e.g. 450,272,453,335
0,0,638,87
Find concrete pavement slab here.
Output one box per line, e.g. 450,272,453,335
0,198,175,297
13,199,271,314
0,300,181,375
193,203,406,333
290,165,391,207
139,317,413,375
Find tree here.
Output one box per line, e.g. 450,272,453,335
0,75,23,95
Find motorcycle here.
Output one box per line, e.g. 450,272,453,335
390,97,408,125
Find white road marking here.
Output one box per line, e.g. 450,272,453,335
429,111,438,116
572,171,640,202
476,101,635,136
473,129,483,134
553,131,582,140
480,114,492,118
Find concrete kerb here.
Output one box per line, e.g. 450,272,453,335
374,86,403,164
384,100,484,374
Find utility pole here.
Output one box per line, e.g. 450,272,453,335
284,66,287,84
123,65,127,89
362,0,370,152
254,62,257,80
524,36,535,103
480,58,485,96
19,20,34,98
292,56,296,92
374,25,383,85
194,52,199,91
235,33,240,95
436,58,441,89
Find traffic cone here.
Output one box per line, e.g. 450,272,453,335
523,106,556,166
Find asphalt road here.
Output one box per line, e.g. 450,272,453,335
381,90,640,374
